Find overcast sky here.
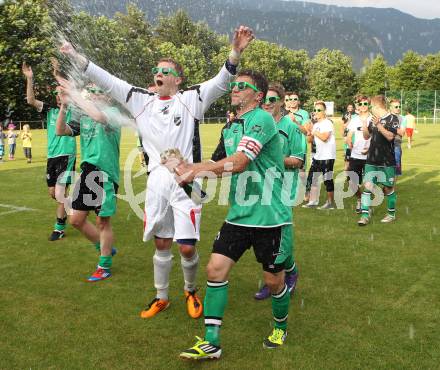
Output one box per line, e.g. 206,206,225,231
297,0,440,20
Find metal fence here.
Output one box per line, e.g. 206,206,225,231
385,90,440,124
202,116,225,124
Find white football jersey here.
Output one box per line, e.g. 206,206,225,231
85,62,235,171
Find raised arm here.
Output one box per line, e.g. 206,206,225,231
59,42,142,116
57,77,108,125
22,63,43,111
55,90,76,136
198,26,255,113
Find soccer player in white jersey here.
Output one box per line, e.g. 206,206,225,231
60,26,254,319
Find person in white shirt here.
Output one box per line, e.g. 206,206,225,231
303,101,336,210
60,26,255,320
346,95,371,213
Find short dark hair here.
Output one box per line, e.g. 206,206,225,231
268,82,285,101
158,58,184,79
356,95,370,103
285,91,299,98
237,69,268,98
406,107,412,114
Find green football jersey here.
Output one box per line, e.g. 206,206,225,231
46,106,77,158
277,115,307,202
222,108,292,227
68,107,121,184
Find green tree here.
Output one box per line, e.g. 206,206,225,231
307,49,358,111
421,53,440,90
388,51,424,91
359,55,389,96
71,7,155,87
155,9,225,70
0,0,55,121
157,42,207,87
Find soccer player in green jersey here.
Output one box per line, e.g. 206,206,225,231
56,81,121,281
285,91,311,134
173,70,293,360
22,62,77,241
358,95,399,226
254,82,306,300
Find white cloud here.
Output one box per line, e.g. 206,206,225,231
295,0,440,19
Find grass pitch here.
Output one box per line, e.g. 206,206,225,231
0,123,439,369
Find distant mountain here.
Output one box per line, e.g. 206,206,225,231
69,0,440,69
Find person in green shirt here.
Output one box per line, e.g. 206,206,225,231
56,81,121,282
173,70,293,360
254,82,306,300
22,62,77,241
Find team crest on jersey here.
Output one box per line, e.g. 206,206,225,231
174,115,182,126
251,125,262,133
160,105,170,115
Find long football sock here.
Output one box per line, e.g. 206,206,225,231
386,191,397,216
204,280,229,346
153,249,173,300
272,284,290,330
181,252,199,292
361,191,372,218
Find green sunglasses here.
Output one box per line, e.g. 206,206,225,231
51,90,59,96
229,81,260,93
152,67,180,77
393,105,401,109
87,87,105,94
264,96,280,104
357,101,369,107
285,97,299,102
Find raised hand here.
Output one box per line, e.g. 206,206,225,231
22,62,33,79
60,42,88,69
59,42,76,57
232,26,255,53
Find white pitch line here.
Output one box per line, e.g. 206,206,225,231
0,204,37,216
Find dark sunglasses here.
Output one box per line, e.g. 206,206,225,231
152,67,180,77
285,97,299,102
229,81,260,92
393,105,401,109
313,108,324,113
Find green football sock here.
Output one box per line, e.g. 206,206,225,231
386,191,397,216
98,256,112,269
94,242,101,252
272,284,290,330
361,191,371,218
284,257,297,275
204,281,229,346
54,217,67,231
